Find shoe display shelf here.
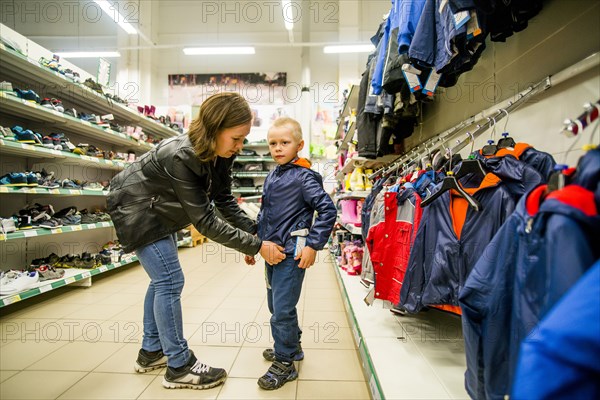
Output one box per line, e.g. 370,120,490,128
235,155,273,162
0,91,153,151
0,237,192,308
326,252,385,400
336,85,359,152
336,154,399,182
335,191,371,200
0,42,177,140
232,171,270,178
0,221,114,241
0,139,129,171
0,186,109,196
336,217,362,236
232,187,263,195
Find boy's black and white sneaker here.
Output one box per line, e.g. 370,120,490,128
162,351,227,390
135,348,167,373
257,360,298,390
262,344,304,362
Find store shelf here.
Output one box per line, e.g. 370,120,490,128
235,156,273,162
243,142,268,148
0,91,153,151
0,186,108,196
0,44,178,139
336,154,399,181
338,122,356,152
336,190,371,200
335,85,359,141
232,171,270,178
0,237,192,308
0,139,129,170
232,187,262,194
336,217,362,235
0,221,113,241
329,253,384,400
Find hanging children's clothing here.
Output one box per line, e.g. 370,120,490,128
459,149,600,400
511,260,600,399
366,185,422,304
399,172,516,313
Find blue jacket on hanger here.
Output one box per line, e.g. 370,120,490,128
399,172,516,313
512,260,600,399
458,149,600,400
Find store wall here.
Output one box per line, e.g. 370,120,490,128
407,0,600,166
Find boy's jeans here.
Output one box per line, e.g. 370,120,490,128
266,255,306,363
136,234,189,368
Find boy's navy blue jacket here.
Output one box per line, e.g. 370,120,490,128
458,149,600,400
512,260,600,399
257,158,336,255
399,172,516,313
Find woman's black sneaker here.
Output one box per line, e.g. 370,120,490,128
135,348,167,373
262,345,304,362
162,351,227,390
257,360,298,390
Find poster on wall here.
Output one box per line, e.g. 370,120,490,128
168,72,288,106
168,72,292,139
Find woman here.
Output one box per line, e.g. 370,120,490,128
106,92,285,390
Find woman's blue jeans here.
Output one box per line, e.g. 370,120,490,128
265,255,306,363
135,234,189,368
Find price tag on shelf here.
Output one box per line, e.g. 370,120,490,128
49,189,59,194
72,225,82,231
0,187,7,193
23,230,38,237
0,234,4,241
98,266,108,272
64,277,76,284
81,271,91,279
53,228,63,234
39,285,52,293
101,222,110,228
69,189,79,195
4,295,22,305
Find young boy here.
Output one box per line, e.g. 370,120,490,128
245,117,336,390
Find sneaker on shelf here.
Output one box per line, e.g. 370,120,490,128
15,215,32,230
61,179,82,190
0,271,39,295
162,350,227,390
40,98,55,110
262,345,304,362
25,172,39,187
64,108,78,118
51,98,64,112
0,172,28,186
1,217,17,235
14,89,41,103
32,264,65,281
257,360,298,390
11,127,37,144
135,348,168,373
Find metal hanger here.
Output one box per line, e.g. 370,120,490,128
481,117,498,156
496,108,516,149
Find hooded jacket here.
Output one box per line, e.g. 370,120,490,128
512,260,600,399
366,186,422,304
458,149,600,400
106,134,261,254
399,172,516,313
257,158,336,255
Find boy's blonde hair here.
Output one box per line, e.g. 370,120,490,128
269,117,303,142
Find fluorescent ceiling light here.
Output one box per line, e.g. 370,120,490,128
56,51,121,58
183,47,255,55
323,44,376,54
281,0,294,31
94,0,138,35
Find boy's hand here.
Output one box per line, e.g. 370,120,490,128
260,241,286,265
295,246,317,269
244,255,256,265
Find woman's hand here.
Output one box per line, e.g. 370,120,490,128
260,241,285,265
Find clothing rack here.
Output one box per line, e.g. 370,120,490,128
561,100,600,136
369,52,600,181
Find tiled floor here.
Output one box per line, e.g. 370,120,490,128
0,244,371,400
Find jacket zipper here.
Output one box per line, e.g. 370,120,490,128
149,196,158,208
525,218,533,233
